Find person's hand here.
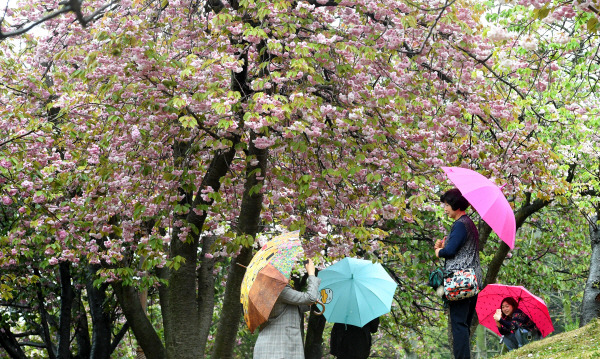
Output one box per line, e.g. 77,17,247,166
305,258,315,276
434,237,446,250
493,309,502,322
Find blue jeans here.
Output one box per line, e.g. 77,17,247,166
448,295,477,359
503,328,538,351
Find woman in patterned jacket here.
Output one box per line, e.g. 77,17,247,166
434,188,482,359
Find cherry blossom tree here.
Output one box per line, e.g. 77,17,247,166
477,0,600,326
0,0,570,358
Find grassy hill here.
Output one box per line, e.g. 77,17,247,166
496,318,600,359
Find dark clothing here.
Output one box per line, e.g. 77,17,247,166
502,327,540,350
438,220,467,256
439,215,482,359
438,215,483,287
498,308,537,335
449,295,477,359
330,318,380,359
499,307,540,350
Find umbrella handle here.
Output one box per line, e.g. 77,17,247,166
312,300,325,316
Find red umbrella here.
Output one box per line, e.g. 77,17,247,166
476,284,554,338
442,166,516,249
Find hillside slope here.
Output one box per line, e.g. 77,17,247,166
497,318,600,359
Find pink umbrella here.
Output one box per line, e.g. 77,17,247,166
441,166,516,249
476,284,554,338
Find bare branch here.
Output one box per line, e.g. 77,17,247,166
0,0,119,40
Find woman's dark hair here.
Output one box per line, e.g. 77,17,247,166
501,297,519,318
439,188,470,211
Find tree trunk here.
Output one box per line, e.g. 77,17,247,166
73,290,91,358
212,131,267,359
0,325,28,359
157,267,171,356
113,282,166,359
484,197,550,287
164,218,202,359
57,262,74,359
134,287,148,359
210,247,254,359
87,277,112,359
198,235,217,358
161,140,201,359
483,242,510,287
209,14,257,357
477,221,493,252
581,216,600,326
473,197,552,336
35,269,57,359
304,307,326,359
161,137,238,359
110,323,130,356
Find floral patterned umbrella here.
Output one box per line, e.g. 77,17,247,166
240,230,304,333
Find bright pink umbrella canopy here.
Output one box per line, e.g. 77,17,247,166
476,284,554,338
441,166,516,249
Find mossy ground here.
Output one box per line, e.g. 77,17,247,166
495,318,600,359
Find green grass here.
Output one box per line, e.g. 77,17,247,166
496,318,600,359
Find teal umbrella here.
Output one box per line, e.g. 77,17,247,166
318,258,397,327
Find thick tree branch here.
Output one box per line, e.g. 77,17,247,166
305,0,339,6
0,325,28,359
110,322,130,355
211,130,268,359
112,282,166,359
57,262,74,358
34,269,57,359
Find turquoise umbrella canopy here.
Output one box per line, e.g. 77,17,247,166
318,258,397,327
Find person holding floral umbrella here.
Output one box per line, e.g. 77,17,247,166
253,258,320,359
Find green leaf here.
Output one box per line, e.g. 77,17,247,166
587,18,599,32
133,203,146,219
179,115,198,128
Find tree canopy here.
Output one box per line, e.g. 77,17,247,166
1,0,599,358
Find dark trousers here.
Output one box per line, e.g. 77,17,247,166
448,295,477,359
504,328,540,350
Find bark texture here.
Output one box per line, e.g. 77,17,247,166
581,216,600,326
58,262,74,359
113,282,166,359
198,235,217,358
0,325,28,359
211,131,267,359
86,279,111,359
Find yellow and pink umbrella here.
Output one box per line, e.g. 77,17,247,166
240,231,304,333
